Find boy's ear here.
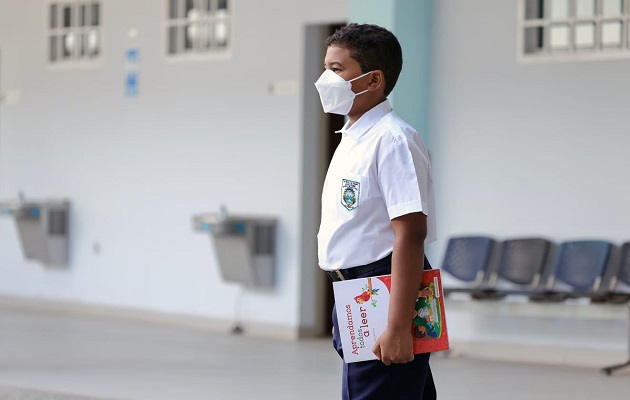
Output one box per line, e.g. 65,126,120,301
368,70,385,92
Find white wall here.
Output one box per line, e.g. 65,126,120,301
0,0,347,337
430,0,630,355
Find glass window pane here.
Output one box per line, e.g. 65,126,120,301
550,0,570,19
168,26,179,54
50,4,58,29
91,3,100,26
169,0,179,19
215,20,228,47
602,21,623,46
525,0,543,19
575,23,595,47
524,26,544,53
185,24,195,50
202,22,213,48
195,22,210,49
63,33,75,58
218,0,228,11
602,0,623,16
79,4,87,26
79,33,87,56
576,0,596,17
185,0,195,17
550,24,570,48
87,29,101,56
63,5,73,28
49,36,58,62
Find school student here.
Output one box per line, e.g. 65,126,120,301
315,23,437,399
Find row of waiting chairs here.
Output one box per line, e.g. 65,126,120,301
441,236,630,303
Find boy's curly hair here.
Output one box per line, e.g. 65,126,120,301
325,23,403,97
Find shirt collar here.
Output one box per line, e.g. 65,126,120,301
335,99,393,141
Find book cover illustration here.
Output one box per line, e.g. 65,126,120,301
333,269,449,363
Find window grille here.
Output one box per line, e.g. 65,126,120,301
48,1,101,64
519,0,630,62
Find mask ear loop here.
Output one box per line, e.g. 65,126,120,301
348,71,373,97
348,71,373,83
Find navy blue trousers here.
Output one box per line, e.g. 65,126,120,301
332,257,437,400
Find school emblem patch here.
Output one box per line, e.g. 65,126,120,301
341,179,360,211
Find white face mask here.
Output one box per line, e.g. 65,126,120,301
314,69,372,115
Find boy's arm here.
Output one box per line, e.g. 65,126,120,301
373,211,427,365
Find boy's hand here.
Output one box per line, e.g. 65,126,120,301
372,326,414,365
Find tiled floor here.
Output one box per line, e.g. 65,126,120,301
0,306,629,400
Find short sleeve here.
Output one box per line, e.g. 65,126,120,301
377,137,429,220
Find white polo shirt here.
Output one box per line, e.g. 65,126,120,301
317,99,436,271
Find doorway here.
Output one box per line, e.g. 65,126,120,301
300,22,344,338
322,26,345,336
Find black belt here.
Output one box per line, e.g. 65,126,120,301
326,253,393,282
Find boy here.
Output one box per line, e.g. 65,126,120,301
315,24,437,399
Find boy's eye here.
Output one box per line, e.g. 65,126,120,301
329,67,340,73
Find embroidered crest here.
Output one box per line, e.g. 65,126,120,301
341,179,360,211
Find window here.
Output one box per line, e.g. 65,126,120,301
519,0,630,62
165,0,232,58
48,1,101,64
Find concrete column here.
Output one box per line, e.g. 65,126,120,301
349,0,433,146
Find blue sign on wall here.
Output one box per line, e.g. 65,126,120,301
125,48,139,98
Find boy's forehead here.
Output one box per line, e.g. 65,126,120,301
324,45,354,66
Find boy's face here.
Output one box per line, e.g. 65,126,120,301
323,45,372,117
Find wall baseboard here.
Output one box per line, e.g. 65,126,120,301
0,295,304,341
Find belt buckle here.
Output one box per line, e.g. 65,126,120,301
334,270,346,281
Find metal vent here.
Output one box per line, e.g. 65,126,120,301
48,209,67,236
253,225,274,255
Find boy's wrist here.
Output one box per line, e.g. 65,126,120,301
386,319,412,333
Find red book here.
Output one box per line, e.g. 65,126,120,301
333,269,449,363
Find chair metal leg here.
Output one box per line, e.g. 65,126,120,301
602,303,630,376
602,360,630,376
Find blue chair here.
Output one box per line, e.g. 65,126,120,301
618,242,630,287
485,238,552,294
531,240,613,301
606,242,630,303
441,236,496,295
602,241,630,375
